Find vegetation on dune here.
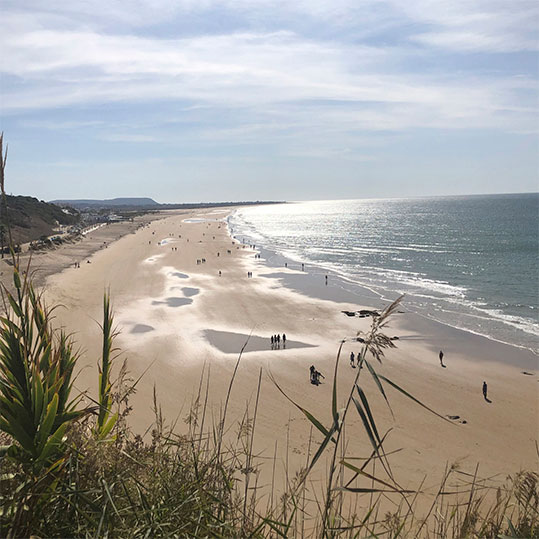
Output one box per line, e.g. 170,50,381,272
0,194,80,245
0,135,537,537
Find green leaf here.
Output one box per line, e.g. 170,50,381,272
37,392,59,452
307,420,338,478
377,374,451,423
13,269,21,290
98,413,118,440
364,359,394,419
7,294,22,320
332,341,344,423
341,460,415,494
38,423,66,464
269,373,337,443
351,396,377,453
33,374,44,427
0,415,35,453
356,385,381,447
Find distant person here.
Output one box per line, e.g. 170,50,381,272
285,263,287,268
439,350,446,368
350,351,355,368
271,335,274,347
282,333,286,347
277,334,280,345
309,366,323,385
482,381,490,402
301,263,304,271
218,270,222,276
325,275,328,285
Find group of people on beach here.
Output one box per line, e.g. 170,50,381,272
270,333,286,349
349,351,362,368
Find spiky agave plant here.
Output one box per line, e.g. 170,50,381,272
0,265,86,470
0,133,85,470
0,264,93,536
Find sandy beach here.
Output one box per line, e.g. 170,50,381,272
32,207,538,516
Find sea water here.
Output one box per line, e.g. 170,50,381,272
230,193,539,353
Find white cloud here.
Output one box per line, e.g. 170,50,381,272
1,21,534,132
99,133,158,142
1,0,537,154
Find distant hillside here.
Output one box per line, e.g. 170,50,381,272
0,196,80,244
51,198,283,211
51,197,160,209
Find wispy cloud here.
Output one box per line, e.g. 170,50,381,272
1,22,534,135
1,0,536,200
99,133,158,143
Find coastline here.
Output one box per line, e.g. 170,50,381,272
229,210,539,358
37,207,538,510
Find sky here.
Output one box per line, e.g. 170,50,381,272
1,0,538,203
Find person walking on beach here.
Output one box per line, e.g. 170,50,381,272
350,351,355,368
277,334,280,346
439,350,446,368
325,275,328,285
282,333,286,347
482,381,490,402
310,366,324,385
270,335,274,348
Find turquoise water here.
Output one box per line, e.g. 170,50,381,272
231,193,539,352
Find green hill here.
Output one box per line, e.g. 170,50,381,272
0,195,80,244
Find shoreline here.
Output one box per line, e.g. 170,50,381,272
38,208,538,509
251,264,537,371
228,211,539,358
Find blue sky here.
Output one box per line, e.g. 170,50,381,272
1,0,537,202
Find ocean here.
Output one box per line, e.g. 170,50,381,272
230,193,539,353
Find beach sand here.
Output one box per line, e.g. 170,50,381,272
26,208,539,521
